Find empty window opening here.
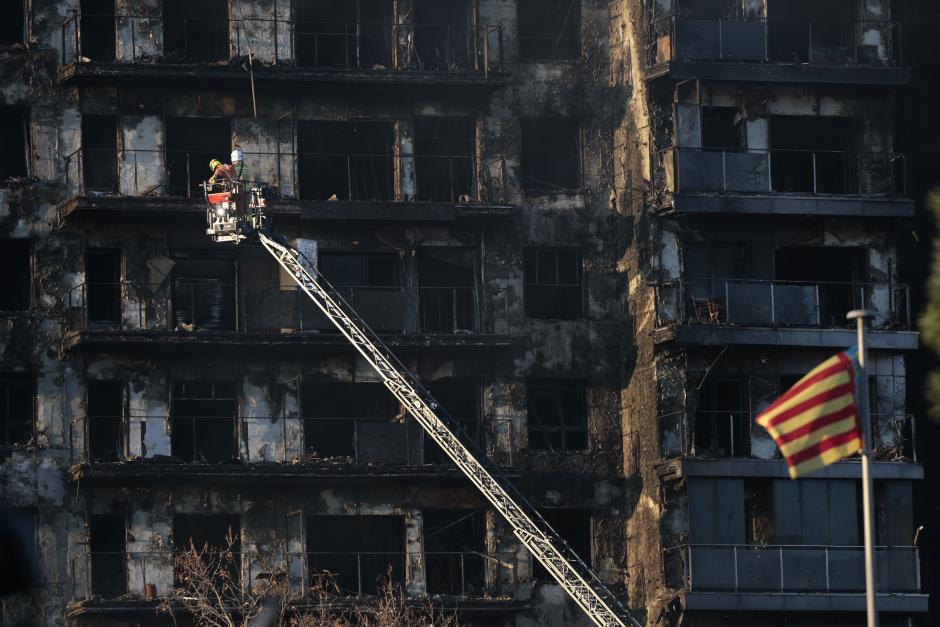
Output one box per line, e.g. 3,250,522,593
85,248,121,325
0,106,28,182
0,376,33,447
414,117,475,202
163,0,230,63
0,2,25,46
701,107,745,151
521,119,581,191
527,380,587,452
518,0,580,60
424,509,485,595
423,379,481,464
295,0,391,68
173,514,240,585
170,257,235,331
171,381,237,463
770,115,861,194
80,0,116,61
297,120,394,201
768,0,859,64
774,246,868,326
0,239,30,311
87,381,123,462
1,507,38,588
81,115,117,193
306,515,404,595
417,248,478,333
533,509,590,580
302,381,407,463
524,248,582,319
413,0,471,70
90,514,126,597
165,117,231,196
318,253,403,332
694,378,749,457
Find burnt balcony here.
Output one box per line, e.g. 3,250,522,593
58,13,507,90
663,544,926,612
648,17,909,84
652,279,917,349
651,147,911,216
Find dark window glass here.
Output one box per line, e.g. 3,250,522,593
163,0,229,63
518,0,580,60
414,117,475,202
701,107,744,150
527,380,587,451
0,1,24,46
81,115,117,192
171,381,237,462
0,240,30,311
521,119,580,190
533,509,591,579
0,107,28,181
524,249,582,319
0,376,33,446
88,380,123,461
90,514,126,596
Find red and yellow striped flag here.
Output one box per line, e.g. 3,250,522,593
755,348,863,479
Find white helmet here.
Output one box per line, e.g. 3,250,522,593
231,148,244,163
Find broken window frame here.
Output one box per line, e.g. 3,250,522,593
294,0,394,69
0,1,26,47
86,380,126,462
520,118,582,192
700,106,746,151
517,0,581,61
0,239,32,312
0,106,29,183
0,375,34,448
162,0,232,63
89,513,127,597
423,509,487,595
413,116,477,203
692,376,750,458
523,248,583,320
170,381,239,463
526,379,589,452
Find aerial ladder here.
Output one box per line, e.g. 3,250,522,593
204,178,642,627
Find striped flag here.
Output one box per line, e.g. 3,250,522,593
755,348,863,479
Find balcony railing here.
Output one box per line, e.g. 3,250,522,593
61,147,507,205
665,544,920,594
650,17,902,67
653,280,911,331
653,148,906,197
660,410,916,462
68,414,518,467
65,282,508,336
61,13,505,74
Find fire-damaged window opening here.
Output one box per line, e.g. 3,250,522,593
163,0,230,63
769,115,862,195
774,246,869,327
173,514,240,584
517,0,580,60
165,117,232,197
85,248,121,326
521,118,581,191
0,239,31,311
524,248,582,320
318,253,403,332
414,117,475,203
1,507,37,589
171,381,237,463
533,509,591,580
0,1,25,46
0,106,28,182
413,0,472,70
170,256,236,331
294,0,391,69
423,509,486,595
701,106,745,151
87,381,124,462
423,379,482,464
296,120,395,201
0,375,33,447
89,514,126,597
768,0,860,64
301,381,407,463
80,0,116,61
526,380,587,452
693,377,749,458
417,248,479,333
81,115,117,193
306,515,405,595
676,0,742,18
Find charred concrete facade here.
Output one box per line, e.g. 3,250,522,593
0,1,931,627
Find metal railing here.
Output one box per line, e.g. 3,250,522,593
653,279,911,330
61,147,507,205
659,409,916,462
664,544,920,593
653,147,906,197
65,282,508,336
61,13,505,73
650,16,902,67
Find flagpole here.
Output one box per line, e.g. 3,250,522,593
848,309,877,627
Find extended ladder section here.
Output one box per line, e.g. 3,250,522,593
257,232,641,627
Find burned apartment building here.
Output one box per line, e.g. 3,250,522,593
0,0,933,626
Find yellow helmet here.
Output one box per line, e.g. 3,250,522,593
209,158,222,171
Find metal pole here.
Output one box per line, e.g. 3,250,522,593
848,309,878,627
